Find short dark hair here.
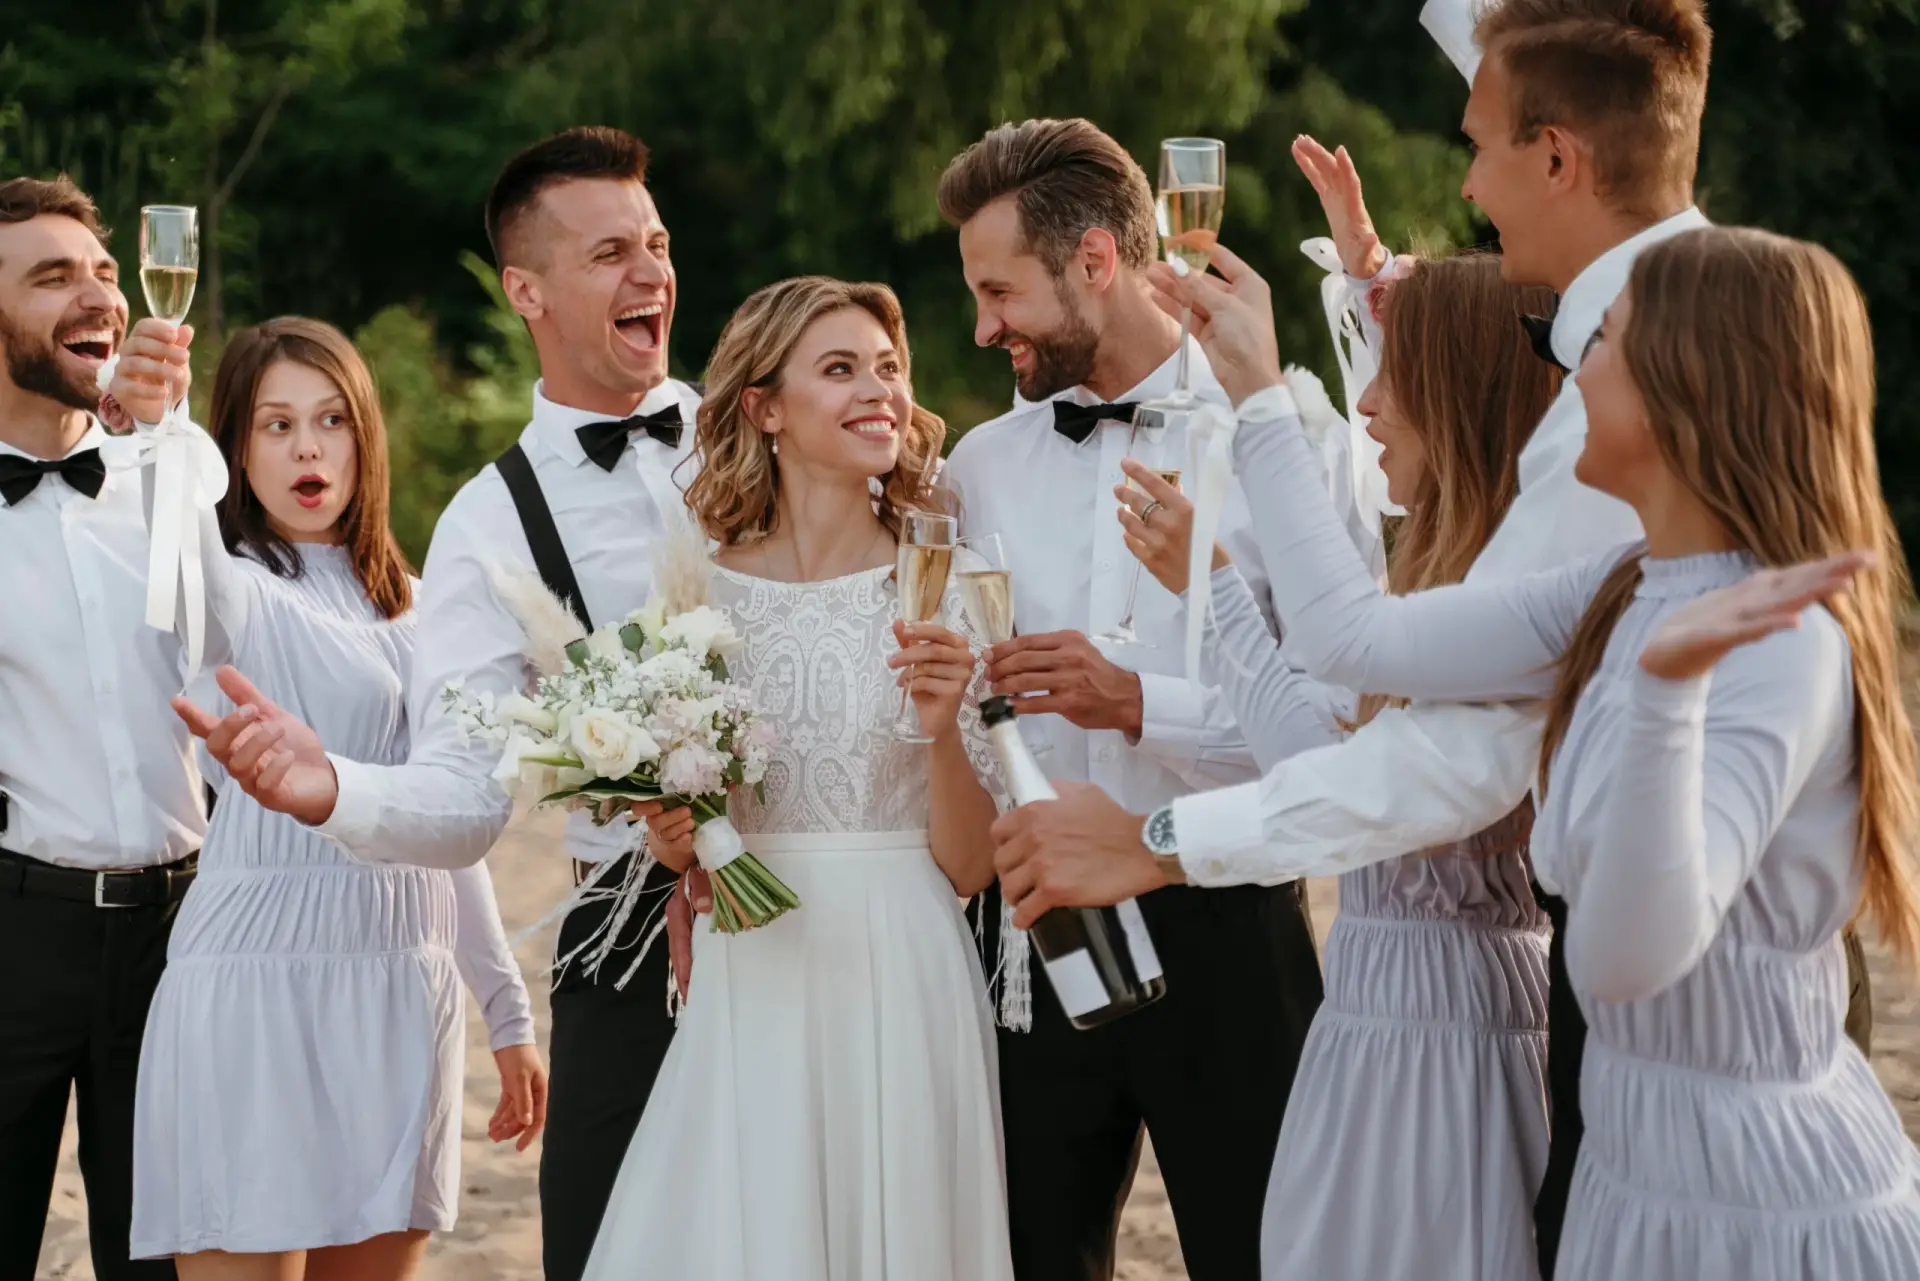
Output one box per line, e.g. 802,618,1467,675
0,175,109,250
936,118,1156,275
484,126,651,268
1478,0,1711,219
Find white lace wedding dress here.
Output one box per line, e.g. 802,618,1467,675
582,563,1015,1281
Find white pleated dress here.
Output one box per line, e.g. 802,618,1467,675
583,564,1014,1281
1199,566,1552,1280
131,543,534,1257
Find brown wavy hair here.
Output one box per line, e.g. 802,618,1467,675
1538,226,1920,966
1353,254,1561,725
207,316,413,620
684,277,948,546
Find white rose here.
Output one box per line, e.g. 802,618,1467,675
496,693,559,733
492,733,556,800
659,605,743,661
569,709,656,780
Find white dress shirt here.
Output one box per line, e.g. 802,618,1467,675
942,340,1354,811
0,423,204,869
1170,207,1710,884
317,379,701,870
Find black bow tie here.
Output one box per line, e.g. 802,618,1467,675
575,404,684,472
1519,314,1568,372
1052,400,1139,445
0,447,107,507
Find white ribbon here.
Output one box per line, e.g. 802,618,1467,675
1181,399,1247,687
693,813,747,872
100,409,228,679
1420,0,1486,82
1302,237,1402,539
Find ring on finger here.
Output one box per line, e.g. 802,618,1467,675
1139,500,1164,524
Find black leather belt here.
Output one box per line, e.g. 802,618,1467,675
0,847,199,907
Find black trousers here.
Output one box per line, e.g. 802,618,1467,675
1531,887,1584,1280
0,877,178,1281
980,879,1323,1281
539,856,681,1281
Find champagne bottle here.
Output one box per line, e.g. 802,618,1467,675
982,694,1167,1029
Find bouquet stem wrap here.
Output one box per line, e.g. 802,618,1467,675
689,811,801,934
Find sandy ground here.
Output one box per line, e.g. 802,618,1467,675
36,811,1920,1280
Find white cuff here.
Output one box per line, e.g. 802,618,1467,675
312,753,381,861
1628,665,1712,723
1134,672,1207,764
1236,384,1300,425
1171,781,1277,886
487,1015,538,1053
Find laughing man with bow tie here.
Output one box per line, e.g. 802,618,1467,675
0,176,195,1281
172,127,701,1281
935,119,1363,1281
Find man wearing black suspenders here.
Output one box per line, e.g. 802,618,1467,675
171,127,704,1281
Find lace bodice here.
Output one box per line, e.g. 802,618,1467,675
708,563,1003,835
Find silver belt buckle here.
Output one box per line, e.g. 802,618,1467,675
94,870,136,908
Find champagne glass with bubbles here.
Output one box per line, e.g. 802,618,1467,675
139,205,198,424
957,531,1052,758
893,510,958,743
1134,139,1225,431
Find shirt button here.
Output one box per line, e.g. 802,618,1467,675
1205,860,1227,879
1099,559,1113,571
1097,747,1115,763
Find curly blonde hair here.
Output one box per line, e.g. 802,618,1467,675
683,277,949,547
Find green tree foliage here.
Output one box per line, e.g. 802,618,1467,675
4,0,1914,558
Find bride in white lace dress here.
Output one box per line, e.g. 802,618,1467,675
581,277,1015,1281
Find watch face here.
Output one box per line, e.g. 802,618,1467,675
1145,807,1178,855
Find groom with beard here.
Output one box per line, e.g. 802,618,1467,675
0,176,191,1281
936,119,1351,1281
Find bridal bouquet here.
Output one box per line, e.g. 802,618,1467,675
443,543,796,934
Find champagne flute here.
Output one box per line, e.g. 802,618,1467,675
1100,467,1184,648
139,205,198,425
957,532,1054,759
1135,139,1226,430
892,510,958,743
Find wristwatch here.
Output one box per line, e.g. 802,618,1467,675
1141,805,1187,885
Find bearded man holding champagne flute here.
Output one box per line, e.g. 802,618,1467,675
935,118,1365,1281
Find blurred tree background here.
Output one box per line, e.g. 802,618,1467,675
3,0,1914,560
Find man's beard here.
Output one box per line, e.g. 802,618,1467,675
0,306,107,413
1009,278,1100,403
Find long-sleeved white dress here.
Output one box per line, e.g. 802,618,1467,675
1201,566,1550,1280
1217,409,1920,1280
130,534,535,1257
583,564,1014,1281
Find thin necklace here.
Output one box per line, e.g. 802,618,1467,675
757,519,888,583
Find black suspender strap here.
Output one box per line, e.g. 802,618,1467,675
495,443,594,631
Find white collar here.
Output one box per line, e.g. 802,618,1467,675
1552,206,1711,367
532,379,687,468
1035,335,1224,414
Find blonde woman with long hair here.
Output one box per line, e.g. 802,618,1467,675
1127,253,1561,1279
580,277,1014,1281
1148,226,1920,1278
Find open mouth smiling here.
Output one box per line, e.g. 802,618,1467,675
614,302,664,351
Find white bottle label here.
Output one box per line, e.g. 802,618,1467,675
1115,899,1163,981
1042,948,1109,1019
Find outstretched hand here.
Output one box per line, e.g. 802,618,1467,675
173,666,339,826
1145,243,1284,408
1291,136,1386,279
1639,552,1875,682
